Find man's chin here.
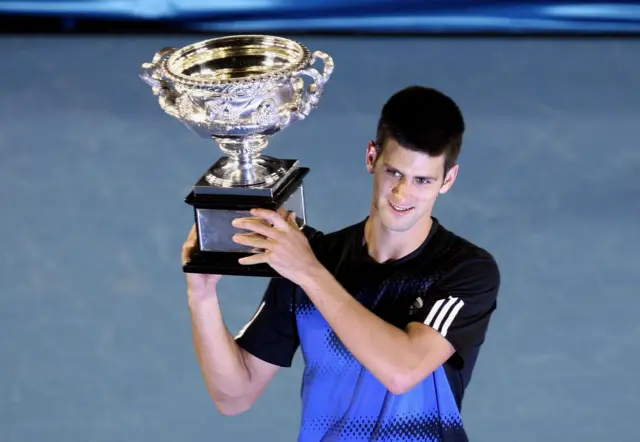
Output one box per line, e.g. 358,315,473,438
380,211,416,233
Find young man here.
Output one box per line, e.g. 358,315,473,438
183,86,501,442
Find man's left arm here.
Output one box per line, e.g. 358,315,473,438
298,255,500,395
230,208,500,395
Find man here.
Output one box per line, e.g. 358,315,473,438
183,86,501,442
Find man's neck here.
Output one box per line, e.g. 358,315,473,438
363,213,433,264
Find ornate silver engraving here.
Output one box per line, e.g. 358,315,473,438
140,35,334,187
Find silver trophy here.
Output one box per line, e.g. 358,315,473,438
140,35,334,276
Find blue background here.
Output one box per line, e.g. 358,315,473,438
2,0,640,33
1,2,640,442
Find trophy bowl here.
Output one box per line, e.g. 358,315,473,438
139,35,334,276
140,35,333,187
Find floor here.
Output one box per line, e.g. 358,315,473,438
1,35,639,442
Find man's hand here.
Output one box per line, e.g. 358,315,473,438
182,224,222,301
231,209,321,284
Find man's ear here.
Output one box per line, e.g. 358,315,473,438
366,141,378,174
439,164,459,194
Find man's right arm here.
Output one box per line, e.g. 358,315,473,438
188,291,285,416
183,224,301,416
188,275,301,415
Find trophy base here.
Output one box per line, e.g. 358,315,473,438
194,157,301,197
184,250,278,277
183,163,310,277
184,221,320,277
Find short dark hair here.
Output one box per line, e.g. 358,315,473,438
375,86,465,174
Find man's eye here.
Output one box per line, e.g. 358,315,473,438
386,168,401,177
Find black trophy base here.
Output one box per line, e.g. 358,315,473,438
183,250,279,277
182,164,310,278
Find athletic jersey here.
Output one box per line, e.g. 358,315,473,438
235,217,501,442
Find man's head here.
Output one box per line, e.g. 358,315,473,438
366,86,465,233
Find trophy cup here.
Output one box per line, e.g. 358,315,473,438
139,35,334,277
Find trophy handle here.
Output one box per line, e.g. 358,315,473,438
139,47,177,93
286,50,335,123
140,47,189,123
303,50,335,89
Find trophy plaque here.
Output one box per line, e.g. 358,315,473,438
139,35,334,277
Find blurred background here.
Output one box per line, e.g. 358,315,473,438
1,1,639,442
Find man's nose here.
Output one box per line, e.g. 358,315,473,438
392,178,409,200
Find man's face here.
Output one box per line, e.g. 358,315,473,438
366,138,458,233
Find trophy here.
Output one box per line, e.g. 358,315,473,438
139,35,334,277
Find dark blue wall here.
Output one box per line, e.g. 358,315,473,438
2,1,640,34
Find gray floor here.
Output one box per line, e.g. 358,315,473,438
1,35,639,442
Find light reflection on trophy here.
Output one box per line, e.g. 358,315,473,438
140,35,334,277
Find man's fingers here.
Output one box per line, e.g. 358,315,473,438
287,211,298,228
249,208,289,230
233,232,271,250
182,224,198,265
233,217,280,238
187,224,197,242
238,252,270,266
